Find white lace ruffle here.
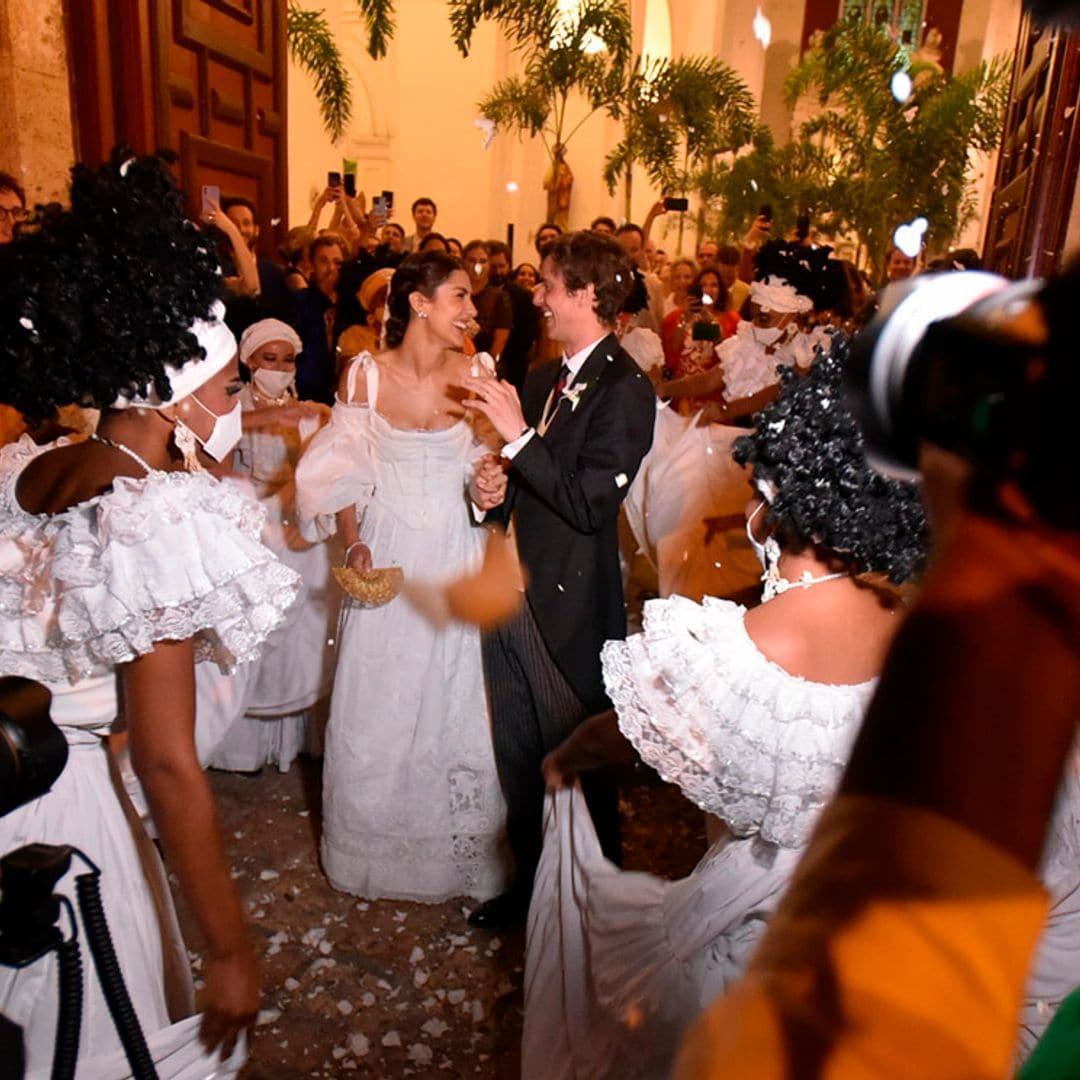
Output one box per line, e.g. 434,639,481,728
601,595,875,848
0,436,299,683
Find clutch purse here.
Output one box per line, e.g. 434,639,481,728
332,566,404,608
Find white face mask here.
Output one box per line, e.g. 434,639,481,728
746,500,770,570
752,324,786,347
252,367,294,399
187,392,243,462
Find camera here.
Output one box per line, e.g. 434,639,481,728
846,269,1074,526
0,677,66,818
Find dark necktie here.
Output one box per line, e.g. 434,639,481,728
542,362,572,430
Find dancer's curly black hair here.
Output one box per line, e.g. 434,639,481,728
0,147,222,421
755,240,849,314
733,335,929,583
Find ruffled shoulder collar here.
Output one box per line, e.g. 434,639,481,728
0,445,297,684
602,595,875,847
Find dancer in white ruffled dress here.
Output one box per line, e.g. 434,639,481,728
296,251,508,902
197,318,338,772
0,152,297,1078
523,345,928,1079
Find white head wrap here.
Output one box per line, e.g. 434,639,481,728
750,276,813,315
238,318,303,366
111,300,237,409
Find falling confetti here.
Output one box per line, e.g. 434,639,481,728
892,216,928,257
753,7,772,48
890,71,913,103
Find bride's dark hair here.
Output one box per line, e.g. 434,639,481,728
384,251,463,347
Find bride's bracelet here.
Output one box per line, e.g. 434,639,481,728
343,540,366,567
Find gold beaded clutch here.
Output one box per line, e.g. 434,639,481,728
332,566,404,608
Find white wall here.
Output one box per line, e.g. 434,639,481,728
286,0,1018,260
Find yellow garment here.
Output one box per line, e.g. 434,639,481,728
675,795,1049,1079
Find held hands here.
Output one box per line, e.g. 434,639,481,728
461,375,528,444
470,453,507,511
199,948,260,1059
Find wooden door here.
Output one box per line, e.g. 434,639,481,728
983,14,1080,278
66,0,288,256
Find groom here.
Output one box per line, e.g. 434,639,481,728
463,230,656,928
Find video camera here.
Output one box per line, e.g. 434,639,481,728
846,266,1078,529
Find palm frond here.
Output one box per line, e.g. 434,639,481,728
286,4,353,142
355,0,396,59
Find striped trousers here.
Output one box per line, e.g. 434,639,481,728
482,599,621,900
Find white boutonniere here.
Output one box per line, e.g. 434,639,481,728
561,378,595,412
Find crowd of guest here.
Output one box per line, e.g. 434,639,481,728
0,151,1074,1080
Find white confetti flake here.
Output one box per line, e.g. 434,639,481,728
348,1033,370,1057
409,946,425,964
360,991,376,1007
256,1008,281,1026
422,1019,450,1038
332,1046,348,1060
408,1044,434,1065
447,989,466,1005
470,1000,486,1022
890,70,912,103
752,6,772,48
259,869,279,881
337,1000,353,1015
413,968,430,987
284,977,300,991
318,940,333,955
382,1030,402,1048
615,472,628,488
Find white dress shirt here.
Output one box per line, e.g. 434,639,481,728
502,335,607,459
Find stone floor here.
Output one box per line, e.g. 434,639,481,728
177,760,706,1079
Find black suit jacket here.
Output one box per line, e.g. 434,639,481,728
506,333,655,711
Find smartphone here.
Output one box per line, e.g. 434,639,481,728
691,321,721,342
663,196,689,212
201,184,220,214
758,203,773,222
328,170,342,188
372,195,387,222
382,189,394,210
343,173,356,198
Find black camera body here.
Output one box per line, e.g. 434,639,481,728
0,677,67,818
847,274,1038,470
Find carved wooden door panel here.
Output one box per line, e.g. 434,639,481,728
66,0,287,257
983,14,1080,278
154,0,287,257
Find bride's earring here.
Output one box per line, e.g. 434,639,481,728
172,418,204,473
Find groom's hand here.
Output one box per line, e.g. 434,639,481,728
462,376,529,444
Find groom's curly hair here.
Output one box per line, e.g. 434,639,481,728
0,146,223,421
545,231,634,325
733,334,929,584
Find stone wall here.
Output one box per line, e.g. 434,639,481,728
0,0,75,204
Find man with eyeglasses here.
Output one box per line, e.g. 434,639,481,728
0,172,28,245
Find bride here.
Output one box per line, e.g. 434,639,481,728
296,251,509,902
522,343,928,1079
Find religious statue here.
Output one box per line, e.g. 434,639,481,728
544,144,573,231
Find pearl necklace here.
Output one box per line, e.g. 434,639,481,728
88,432,155,475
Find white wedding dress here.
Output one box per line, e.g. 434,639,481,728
0,434,297,1079
295,355,508,901
523,595,875,1080
196,388,338,772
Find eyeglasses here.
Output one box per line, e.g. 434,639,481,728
0,207,29,224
